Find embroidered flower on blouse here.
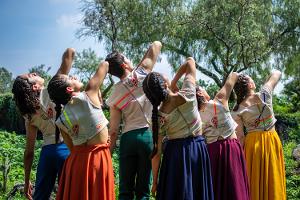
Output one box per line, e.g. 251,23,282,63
47,107,54,119
159,116,166,126
96,123,102,129
211,116,218,128
72,124,79,136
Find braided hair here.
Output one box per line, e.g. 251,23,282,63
105,51,125,78
47,75,72,143
12,76,40,119
142,72,169,158
233,74,250,111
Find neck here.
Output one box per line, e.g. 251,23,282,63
120,69,131,80
247,89,255,96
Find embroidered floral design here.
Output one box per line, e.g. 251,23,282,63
72,124,79,136
47,107,54,118
211,116,218,128
96,123,102,129
159,116,166,126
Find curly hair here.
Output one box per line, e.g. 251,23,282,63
105,51,125,78
48,75,72,143
196,86,207,111
233,74,250,111
142,72,169,158
12,76,40,119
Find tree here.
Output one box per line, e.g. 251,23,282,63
78,0,300,87
73,48,114,99
29,65,52,85
0,67,13,93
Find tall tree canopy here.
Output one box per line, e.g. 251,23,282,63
0,67,13,93
78,0,300,87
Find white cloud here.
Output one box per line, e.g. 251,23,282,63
56,14,82,29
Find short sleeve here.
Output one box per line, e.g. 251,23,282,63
106,86,118,108
55,116,70,135
178,76,196,102
260,85,273,105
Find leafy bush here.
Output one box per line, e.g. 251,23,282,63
0,131,42,199
0,93,25,134
283,142,300,200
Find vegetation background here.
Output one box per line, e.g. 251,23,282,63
0,0,299,199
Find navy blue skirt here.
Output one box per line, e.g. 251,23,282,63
157,136,214,200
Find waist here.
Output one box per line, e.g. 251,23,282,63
167,131,202,140
247,126,276,134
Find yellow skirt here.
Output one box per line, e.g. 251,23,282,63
244,129,286,200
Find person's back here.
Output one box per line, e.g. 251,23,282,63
105,41,162,200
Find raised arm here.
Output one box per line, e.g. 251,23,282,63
234,115,245,146
138,41,162,72
23,123,37,200
263,70,282,91
171,57,196,92
215,72,239,108
85,61,109,106
55,48,75,75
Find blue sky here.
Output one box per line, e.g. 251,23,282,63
0,0,173,79
0,0,282,93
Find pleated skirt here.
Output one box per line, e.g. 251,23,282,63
157,135,214,200
244,129,286,200
56,143,115,200
207,138,250,200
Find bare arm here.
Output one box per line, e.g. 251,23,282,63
108,106,122,153
215,72,239,109
60,130,73,150
263,70,282,91
138,41,162,72
234,116,245,146
85,61,109,106
55,48,75,75
171,57,196,91
23,123,37,200
151,135,163,196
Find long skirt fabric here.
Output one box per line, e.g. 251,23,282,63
157,136,214,200
56,143,115,200
244,129,286,200
207,138,250,200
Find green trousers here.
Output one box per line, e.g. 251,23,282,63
119,127,153,200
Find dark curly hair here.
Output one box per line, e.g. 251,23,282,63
142,72,169,158
48,75,72,143
12,76,40,119
105,51,125,78
196,86,207,111
233,74,250,111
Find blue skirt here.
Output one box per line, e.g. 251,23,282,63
157,136,214,200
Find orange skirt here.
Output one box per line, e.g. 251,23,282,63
56,143,115,200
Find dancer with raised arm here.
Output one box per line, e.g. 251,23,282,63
232,70,286,200
11,48,73,199
48,59,114,200
196,72,250,200
143,58,214,200
105,41,162,200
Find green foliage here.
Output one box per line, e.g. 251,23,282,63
0,67,13,93
0,131,41,198
29,64,52,85
78,0,300,87
73,48,102,84
0,93,24,133
283,142,300,199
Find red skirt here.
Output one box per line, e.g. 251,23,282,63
56,143,115,200
207,138,250,200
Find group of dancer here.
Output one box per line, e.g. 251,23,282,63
12,41,286,200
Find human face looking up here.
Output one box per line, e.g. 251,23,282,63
20,73,45,91
60,74,84,92
197,86,210,101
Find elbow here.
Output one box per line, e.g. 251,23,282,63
66,48,75,54
153,41,162,48
273,70,282,77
